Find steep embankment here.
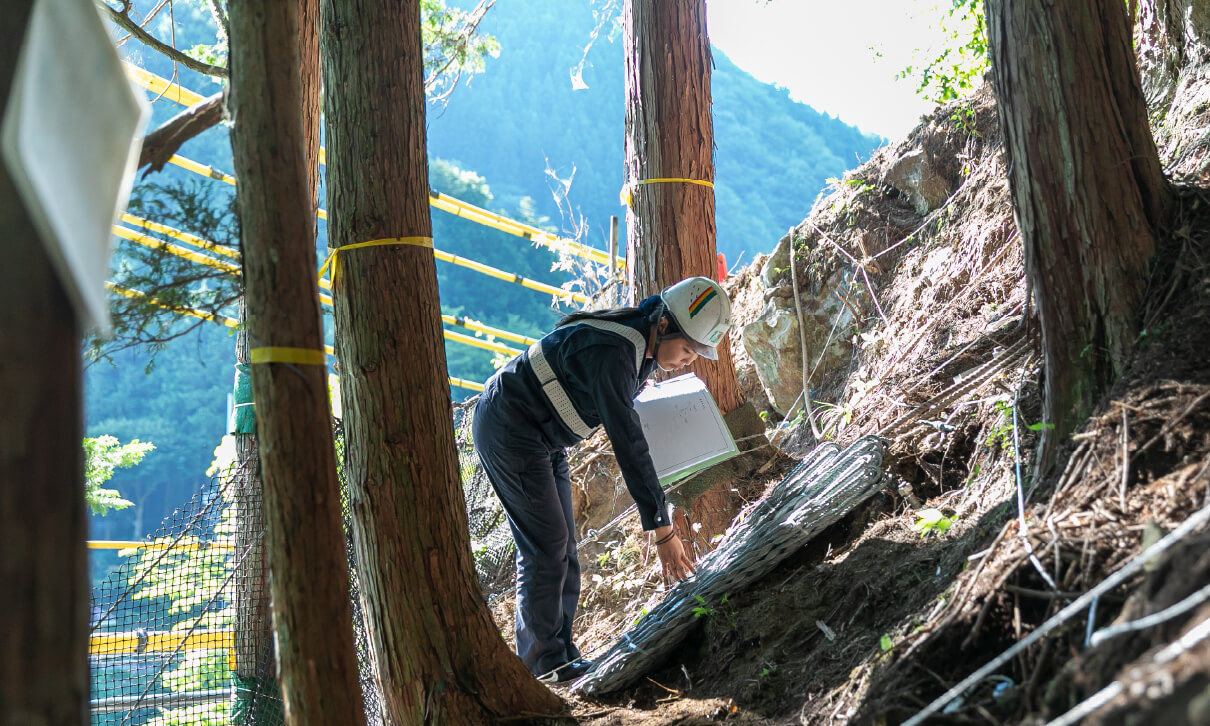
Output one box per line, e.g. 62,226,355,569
542,34,1210,726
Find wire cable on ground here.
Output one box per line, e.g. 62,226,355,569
1012,360,1060,591
1045,613,1210,726
901,500,1210,726
1089,581,1210,648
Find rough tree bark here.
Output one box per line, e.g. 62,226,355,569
0,5,89,723
1135,0,1210,106
227,1,366,723
986,0,1171,459
230,2,320,714
320,0,564,721
623,0,742,414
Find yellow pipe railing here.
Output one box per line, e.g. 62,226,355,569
112,225,524,358
90,629,233,656
105,283,487,391
124,62,622,270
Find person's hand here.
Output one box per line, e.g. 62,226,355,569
652,525,695,584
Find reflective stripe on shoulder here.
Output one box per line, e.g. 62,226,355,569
528,340,596,439
569,319,647,374
528,318,648,440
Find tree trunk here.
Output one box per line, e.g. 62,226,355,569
230,301,273,720
320,1,564,721
227,2,366,723
986,0,1170,460
1135,0,1210,107
623,0,744,548
1,173,89,726
298,0,321,212
623,0,743,415
0,6,89,722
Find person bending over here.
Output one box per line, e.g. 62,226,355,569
473,276,733,682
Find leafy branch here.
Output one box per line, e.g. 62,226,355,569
88,180,242,369
98,1,230,78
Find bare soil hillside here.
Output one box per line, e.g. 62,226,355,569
489,45,1210,726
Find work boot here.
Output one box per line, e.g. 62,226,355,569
539,658,594,683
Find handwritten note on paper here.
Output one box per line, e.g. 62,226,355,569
634,374,738,486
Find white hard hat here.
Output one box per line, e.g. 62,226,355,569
660,276,733,360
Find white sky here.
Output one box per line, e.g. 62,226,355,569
706,0,950,140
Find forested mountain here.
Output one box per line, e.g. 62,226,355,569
429,0,882,263
85,0,880,552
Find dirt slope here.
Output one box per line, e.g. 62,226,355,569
491,39,1210,726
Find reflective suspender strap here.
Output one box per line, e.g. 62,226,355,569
527,319,649,440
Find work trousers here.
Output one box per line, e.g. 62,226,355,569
472,391,582,676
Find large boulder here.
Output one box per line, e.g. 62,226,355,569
759,232,792,288
741,284,854,415
882,148,950,215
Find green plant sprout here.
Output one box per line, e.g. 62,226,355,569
912,508,957,537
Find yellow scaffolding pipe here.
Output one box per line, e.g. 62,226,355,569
133,160,585,304
442,314,538,346
106,282,239,329
87,540,235,551
90,630,233,656
120,213,240,260
123,64,207,107
429,247,587,303
105,283,486,392
166,154,238,185
112,225,240,276
112,225,523,356
123,63,620,269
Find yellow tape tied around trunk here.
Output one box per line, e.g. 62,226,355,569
619,178,714,207
249,347,327,365
318,236,434,289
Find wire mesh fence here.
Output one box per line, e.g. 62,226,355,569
88,421,400,725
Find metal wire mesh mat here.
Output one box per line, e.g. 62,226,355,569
573,435,888,694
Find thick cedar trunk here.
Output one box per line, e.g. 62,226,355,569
320,1,564,721
624,0,743,545
0,5,89,722
986,0,1170,458
227,2,366,723
230,0,319,703
298,0,321,212
623,0,742,415
1136,0,1210,105
0,220,88,726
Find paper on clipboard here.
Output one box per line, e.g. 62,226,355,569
634,373,738,486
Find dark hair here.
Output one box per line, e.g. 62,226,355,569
556,306,643,328
555,294,679,333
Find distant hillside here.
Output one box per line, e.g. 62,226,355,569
427,0,883,263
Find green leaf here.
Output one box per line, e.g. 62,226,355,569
880,634,894,651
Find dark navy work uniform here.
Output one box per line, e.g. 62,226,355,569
472,296,670,676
